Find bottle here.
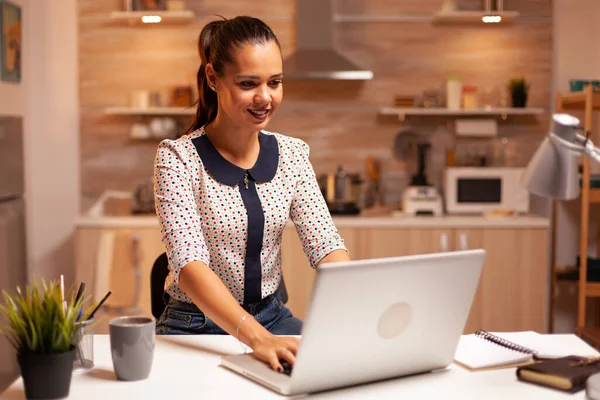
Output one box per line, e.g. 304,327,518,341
446,77,462,110
446,145,456,167
462,85,478,109
334,165,346,207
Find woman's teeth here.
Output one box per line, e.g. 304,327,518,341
248,109,269,119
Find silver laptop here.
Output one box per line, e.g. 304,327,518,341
221,249,485,396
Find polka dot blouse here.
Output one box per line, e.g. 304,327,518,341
153,127,347,305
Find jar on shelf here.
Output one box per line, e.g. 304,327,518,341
446,77,462,110
462,85,478,109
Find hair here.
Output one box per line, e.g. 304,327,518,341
186,16,281,134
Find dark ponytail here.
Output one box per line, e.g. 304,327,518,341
185,16,281,135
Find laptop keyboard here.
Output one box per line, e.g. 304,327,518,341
279,360,293,376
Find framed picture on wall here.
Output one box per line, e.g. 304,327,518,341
132,0,167,11
0,0,21,83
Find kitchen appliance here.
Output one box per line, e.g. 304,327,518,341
282,0,373,80
399,140,443,216
445,167,529,215
0,116,27,385
318,166,361,215
402,186,444,216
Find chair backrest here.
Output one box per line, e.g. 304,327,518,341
279,276,288,304
150,252,170,319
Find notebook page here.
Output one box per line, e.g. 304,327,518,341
533,334,600,359
454,333,534,370
485,331,600,359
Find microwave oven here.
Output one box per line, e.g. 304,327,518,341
444,167,529,215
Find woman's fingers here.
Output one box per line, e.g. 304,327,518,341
277,347,296,365
283,337,299,354
253,336,302,372
266,351,283,372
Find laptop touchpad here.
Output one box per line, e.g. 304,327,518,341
377,302,412,339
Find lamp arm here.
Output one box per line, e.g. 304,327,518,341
583,138,600,164
549,132,600,164
549,133,586,154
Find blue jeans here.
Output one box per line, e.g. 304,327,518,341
155,292,303,335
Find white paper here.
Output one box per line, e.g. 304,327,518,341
454,333,533,370
453,332,600,370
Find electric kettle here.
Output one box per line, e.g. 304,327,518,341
318,166,362,215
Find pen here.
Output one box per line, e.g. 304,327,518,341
60,274,66,316
75,282,85,304
86,291,112,321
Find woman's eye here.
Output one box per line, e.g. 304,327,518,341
269,80,282,86
240,81,255,88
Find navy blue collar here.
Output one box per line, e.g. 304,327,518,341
192,130,279,187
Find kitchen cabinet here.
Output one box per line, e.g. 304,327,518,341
75,227,165,333
361,228,453,258
455,228,548,334
281,225,549,334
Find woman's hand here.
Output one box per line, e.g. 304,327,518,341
251,334,300,372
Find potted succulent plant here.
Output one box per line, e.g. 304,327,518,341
508,77,530,107
0,279,91,399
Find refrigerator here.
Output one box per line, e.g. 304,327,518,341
0,116,27,390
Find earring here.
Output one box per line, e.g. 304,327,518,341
209,84,216,92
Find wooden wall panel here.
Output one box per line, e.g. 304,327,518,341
78,0,553,211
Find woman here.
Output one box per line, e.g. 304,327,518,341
153,16,350,372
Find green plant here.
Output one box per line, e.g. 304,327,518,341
0,279,93,354
508,77,530,96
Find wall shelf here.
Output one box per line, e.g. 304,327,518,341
104,106,195,116
379,106,545,120
109,10,195,24
432,11,519,24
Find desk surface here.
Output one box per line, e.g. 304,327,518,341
0,335,593,399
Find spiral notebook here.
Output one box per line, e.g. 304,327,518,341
454,330,600,371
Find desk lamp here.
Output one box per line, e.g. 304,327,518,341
520,113,600,399
520,113,593,200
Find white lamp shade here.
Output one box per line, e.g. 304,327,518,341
521,136,580,200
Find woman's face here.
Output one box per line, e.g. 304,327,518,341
211,41,283,131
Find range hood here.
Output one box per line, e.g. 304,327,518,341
282,0,373,80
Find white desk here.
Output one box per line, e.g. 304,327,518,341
0,334,594,399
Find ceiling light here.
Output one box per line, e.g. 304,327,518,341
482,15,502,23
141,15,162,23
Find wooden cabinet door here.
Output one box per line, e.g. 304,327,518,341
454,229,485,334
362,228,454,259
482,228,548,333
457,228,548,333
76,227,166,334
281,226,361,320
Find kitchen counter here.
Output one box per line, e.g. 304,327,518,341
76,191,550,229
75,192,550,334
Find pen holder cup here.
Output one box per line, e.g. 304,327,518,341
72,318,95,372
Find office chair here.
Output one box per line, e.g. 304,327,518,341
150,252,289,320
150,252,170,320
